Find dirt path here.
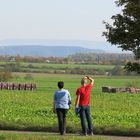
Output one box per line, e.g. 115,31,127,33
0,130,140,140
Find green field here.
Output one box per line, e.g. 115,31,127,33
0,73,140,136
0,62,115,70
0,62,115,74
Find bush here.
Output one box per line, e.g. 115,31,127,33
4,63,20,72
0,71,12,82
111,65,125,76
24,74,33,80
127,81,138,88
14,75,20,80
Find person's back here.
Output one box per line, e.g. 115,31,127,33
53,81,71,135
54,89,71,109
77,83,92,106
75,76,94,136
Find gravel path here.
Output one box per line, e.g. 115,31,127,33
0,130,140,140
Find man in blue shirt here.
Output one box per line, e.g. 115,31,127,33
53,81,71,135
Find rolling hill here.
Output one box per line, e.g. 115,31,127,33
0,45,105,57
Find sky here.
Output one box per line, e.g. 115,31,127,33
0,0,121,42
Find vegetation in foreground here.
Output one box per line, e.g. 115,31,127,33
0,73,140,136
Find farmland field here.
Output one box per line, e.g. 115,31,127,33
0,62,115,70
0,62,115,74
0,73,140,136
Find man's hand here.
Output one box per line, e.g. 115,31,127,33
84,76,91,79
86,76,90,79
84,76,94,85
75,106,81,116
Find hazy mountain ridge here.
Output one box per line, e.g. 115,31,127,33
0,39,125,53
0,45,105,57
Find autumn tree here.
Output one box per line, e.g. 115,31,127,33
103,0,140,74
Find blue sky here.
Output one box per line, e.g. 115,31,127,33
0,0,121,42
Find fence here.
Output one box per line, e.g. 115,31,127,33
0,82,37,91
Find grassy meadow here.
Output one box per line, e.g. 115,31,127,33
0,73,140,136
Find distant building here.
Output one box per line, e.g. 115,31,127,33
46,60,50,63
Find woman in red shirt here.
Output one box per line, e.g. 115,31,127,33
75,76,94,136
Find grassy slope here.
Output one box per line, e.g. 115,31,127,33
0,73,140,136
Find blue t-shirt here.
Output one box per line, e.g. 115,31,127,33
54,89,71,109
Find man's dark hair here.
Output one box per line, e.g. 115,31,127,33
57,81,64,89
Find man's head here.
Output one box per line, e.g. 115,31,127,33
57,81,64,89
81,78,87,86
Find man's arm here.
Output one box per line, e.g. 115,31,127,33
85,76,94,85
75,95,80,108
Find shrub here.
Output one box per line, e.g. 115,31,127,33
24,74,33,80
0,71,12,82
127,81,138,88
111,65,125,76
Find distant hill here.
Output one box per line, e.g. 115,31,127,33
0,45,105,57
0,39,126,54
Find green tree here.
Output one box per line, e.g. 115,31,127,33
0,64,13,82
111,65,125,76
103,0,140,74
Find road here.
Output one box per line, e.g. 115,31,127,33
0,130,140,140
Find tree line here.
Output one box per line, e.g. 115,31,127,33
69,53,134,65
0,53,134,65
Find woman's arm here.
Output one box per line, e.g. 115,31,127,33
53,101,56,113
53,94,56,113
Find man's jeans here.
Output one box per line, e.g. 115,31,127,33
79,106,93,134
56,108,68,135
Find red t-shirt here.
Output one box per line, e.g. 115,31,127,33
76,83,93,106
